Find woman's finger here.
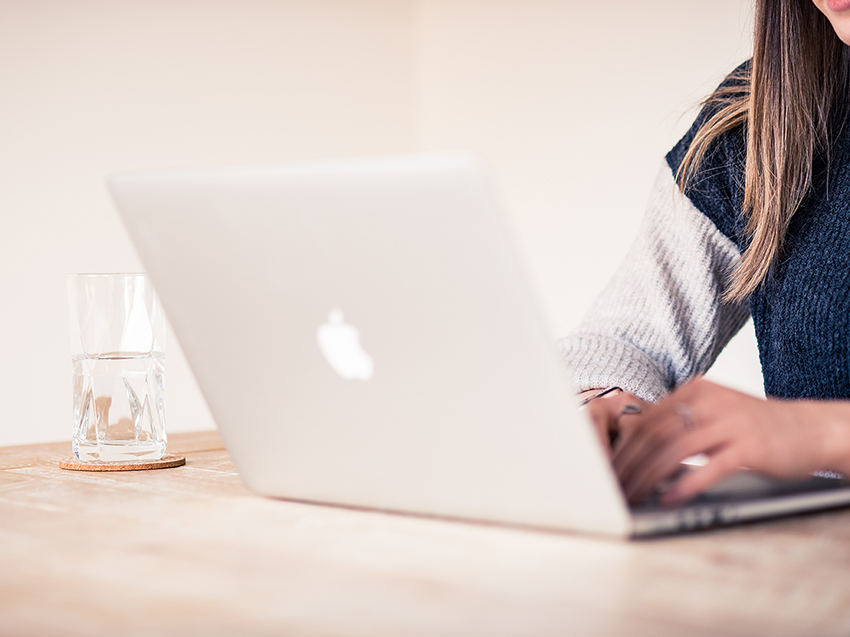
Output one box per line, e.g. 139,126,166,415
660,446,744,505
622,422,730,504
584,391,645,458
613,402,695,485
585,401,616,458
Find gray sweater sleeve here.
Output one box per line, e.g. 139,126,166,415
557,161,751,402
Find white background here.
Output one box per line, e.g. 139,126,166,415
0,0,758,446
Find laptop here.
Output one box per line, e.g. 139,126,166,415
107,153,850,537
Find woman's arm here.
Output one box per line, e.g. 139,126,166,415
559,161,751,402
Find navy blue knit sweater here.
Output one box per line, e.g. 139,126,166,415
666,64,850,399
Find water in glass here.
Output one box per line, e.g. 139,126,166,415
72,351,166,462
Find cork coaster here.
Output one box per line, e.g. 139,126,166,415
59,454,186,472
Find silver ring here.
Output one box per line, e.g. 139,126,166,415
620,403,642,415
675,404,697,431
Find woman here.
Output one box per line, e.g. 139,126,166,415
560,0,850,506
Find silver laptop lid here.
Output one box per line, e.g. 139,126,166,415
108,153,631,536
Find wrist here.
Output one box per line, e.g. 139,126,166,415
812,401,850,475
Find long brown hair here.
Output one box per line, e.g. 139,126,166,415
677,0,850,301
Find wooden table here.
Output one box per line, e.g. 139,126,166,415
2,431,850,636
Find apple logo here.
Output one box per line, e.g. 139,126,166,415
316,309,375,381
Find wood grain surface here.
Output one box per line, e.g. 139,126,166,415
1,431,849,636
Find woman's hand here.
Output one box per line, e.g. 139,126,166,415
581,388,651,458
612,378,850,506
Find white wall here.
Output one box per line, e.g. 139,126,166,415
0,0,761,446
0,0,417,446
416,0,762,396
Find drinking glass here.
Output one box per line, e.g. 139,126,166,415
67,274,166,462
